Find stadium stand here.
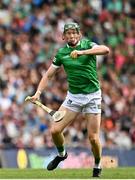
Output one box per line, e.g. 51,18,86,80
0,0,135,150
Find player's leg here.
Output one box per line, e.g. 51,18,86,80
83,90,102,177
51,105,78,156
85,113,102,177
47,105,78,170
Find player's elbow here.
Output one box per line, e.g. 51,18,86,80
46,72,54,80
103,46,110,54
96,45,110,55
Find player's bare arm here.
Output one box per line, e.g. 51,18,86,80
70,45,110,58
30,65,58,101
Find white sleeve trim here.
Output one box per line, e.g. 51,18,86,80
91,42,98,48
52,64,60,68
92,45,99,48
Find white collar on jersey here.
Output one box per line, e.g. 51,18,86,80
66,41,80,48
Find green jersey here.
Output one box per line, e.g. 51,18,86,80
52,39,100,94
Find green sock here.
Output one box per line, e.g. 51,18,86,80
95,158,101,168
95,158,100,164
57,146,66,157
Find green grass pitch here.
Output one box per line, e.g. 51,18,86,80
0,168,135,179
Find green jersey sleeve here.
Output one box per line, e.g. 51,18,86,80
87,40,98,48
52,52,62,67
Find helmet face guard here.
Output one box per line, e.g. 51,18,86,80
63,22,80,33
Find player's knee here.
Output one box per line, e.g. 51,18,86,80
89,134,99,145
50,125,62,135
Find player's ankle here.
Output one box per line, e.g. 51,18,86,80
94,158,101,169
56,145,66,157
58,149,66,157
94,164,101,169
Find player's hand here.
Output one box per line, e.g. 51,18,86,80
25,91,41,103
70,50,83,59
25,95,39,103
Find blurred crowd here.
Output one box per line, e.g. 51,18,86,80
0,0,135,150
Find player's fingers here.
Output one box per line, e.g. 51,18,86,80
70,51,77,58
25,96,31,101
25,96,37,103
73,53,78,58
70,52,74,58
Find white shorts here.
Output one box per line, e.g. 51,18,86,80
62,90,102,114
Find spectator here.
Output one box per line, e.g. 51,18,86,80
0,0,135,150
